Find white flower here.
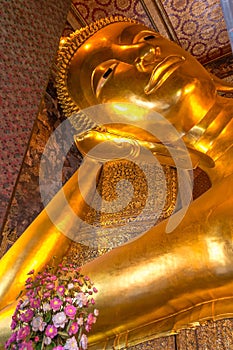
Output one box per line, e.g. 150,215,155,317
74,292,88,307
94,309,99,316
80,334,88,350
20,299,29,309
42,302,51,312
44,336,52,345
64,336,78,349
52,311,67,328
77,317,83,326
68,283,74,289
31,315,46,332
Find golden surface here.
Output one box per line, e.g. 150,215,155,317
1,17,233,349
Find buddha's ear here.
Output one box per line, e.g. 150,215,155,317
210,73,233,92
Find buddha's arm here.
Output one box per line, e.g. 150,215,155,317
0,159,101,311
80,173,233,348
0,173,232,346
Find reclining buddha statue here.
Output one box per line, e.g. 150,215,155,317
1,16,233,349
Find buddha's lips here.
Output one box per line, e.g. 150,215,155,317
144,55,185,94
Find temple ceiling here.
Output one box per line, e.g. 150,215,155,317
66,0,232,66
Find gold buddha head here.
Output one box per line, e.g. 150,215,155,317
56,16,231,138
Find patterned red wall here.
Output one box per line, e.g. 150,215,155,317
0,0,71,229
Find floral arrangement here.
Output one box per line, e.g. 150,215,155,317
5,261,99,350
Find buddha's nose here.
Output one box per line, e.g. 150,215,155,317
114,43,161,71
135,45,161,72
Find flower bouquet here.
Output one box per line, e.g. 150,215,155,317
5,261,99,349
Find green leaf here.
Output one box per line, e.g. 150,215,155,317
46,342,56,350
36,342,42,350
45,312,52,323
58,331,69,338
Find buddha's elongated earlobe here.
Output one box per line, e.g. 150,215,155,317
210,73,233,92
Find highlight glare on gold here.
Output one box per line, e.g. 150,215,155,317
111,102,148,121
205,238,227,266
84,43,91,51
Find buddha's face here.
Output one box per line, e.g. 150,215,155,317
68,22,216,134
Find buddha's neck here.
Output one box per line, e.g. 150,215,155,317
184,95,233,162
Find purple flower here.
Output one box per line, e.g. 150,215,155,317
87,313,96,326
30,298,40,308
45,325,58,339
5,332,17,348
80,334,88,350
50,298,63,311
31,315,46,332
53,346,64,350
16,325,30,341
52,312,67,328
20,309,34,322
25,283,33,289
85,324,91,332
18,341,33,350
68,322,79,335
50,275,57,281
56,285,65,295
10,319,17,330
64,336,78,349
26,290,35,298
25,277,33,284
15,300,23,311
47,282,55,290
36,285,42,292
64,305,77,320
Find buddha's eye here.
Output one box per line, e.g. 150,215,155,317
103,67,114,79
92,61,118,98
144,35,156,41
133,31,160,44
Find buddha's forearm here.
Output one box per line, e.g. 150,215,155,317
0,210,71,310
0,160,101,310
81,174,233,348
